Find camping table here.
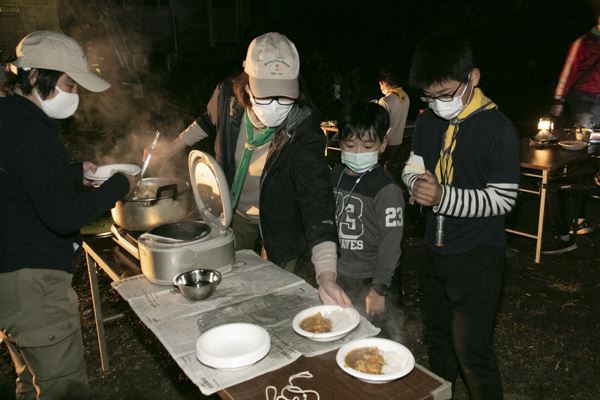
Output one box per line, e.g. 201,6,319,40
505,138,593,263
82,235,451,400
82,234,141,372
320,123,340,155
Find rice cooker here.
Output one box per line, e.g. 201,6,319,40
137,150,235,285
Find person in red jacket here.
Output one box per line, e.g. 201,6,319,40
549,16,600,241
551,15,600,128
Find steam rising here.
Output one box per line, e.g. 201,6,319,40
56,1,193,179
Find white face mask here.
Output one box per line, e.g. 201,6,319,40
429,82,469,120
341,150,379,173
34,87,79,119
249,97,293,127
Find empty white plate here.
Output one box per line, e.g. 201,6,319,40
292,305,360,342
84,163,141,181
336,337,415,384
195,323,270,369
558,140,587,151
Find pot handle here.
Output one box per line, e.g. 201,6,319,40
150,184,179,205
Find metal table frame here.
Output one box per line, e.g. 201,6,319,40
506,139,593,263
83,238,136,372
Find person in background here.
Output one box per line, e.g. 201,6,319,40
542,158,600,255
377,66,410,178
148,32,351,307
551,14,600,129
0,31,136,399
402,33,520,399
332,101,405,341
549,15,600,237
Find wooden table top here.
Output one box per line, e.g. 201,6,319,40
220,351,451,400
520,138,592,171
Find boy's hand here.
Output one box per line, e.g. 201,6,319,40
365,288,385,318
412,170,442,206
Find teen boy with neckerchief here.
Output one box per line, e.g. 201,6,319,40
402,33,520,399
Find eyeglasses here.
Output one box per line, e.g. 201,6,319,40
420,81,467,103
247,88,295,106
251,95,295,106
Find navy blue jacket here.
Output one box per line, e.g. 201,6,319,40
0,95,129,273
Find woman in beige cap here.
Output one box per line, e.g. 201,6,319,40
0,31,136,399
151,32,351,307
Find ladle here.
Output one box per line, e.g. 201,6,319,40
136,130,161,191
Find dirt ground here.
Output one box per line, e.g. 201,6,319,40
1,190,599,399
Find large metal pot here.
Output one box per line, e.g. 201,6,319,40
111,177,190,231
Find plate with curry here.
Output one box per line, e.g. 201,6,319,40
336,338,415,384
292,305,360,342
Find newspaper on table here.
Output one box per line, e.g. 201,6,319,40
112,250,380,395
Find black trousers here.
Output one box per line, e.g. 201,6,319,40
422,245,505,400
547,169,600,235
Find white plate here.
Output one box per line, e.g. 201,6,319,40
84,163,141,181
292,305,360,342
195,323,270,369
558,140,587,151
336,338,415,384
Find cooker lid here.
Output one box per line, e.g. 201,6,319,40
188,150,232,229
146,221,211,242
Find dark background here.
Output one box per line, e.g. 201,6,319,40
2,0,596,138
165,0,599,130
45,1,600,137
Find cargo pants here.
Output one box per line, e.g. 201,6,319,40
0,268,89,400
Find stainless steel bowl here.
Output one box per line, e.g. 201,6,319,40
173,269,222,301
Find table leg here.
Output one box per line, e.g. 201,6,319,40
534,170,549,264
85,252,110,372
321,127,329,156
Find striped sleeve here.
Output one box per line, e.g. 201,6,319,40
433,182,519,218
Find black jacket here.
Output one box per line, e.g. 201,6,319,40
0,95,129,273
411,107,520,254
196,81,337,265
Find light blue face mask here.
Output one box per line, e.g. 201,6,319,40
341,151,379,173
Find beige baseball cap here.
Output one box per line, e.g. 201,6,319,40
243,32,299,99
13,31,110,92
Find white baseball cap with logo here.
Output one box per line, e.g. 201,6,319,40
243,32,300,99
12,30,110,92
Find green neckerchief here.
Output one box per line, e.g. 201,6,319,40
591,26,600,37
230,111,275,209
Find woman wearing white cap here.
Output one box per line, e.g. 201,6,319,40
0,31,137,399
151,32,351,307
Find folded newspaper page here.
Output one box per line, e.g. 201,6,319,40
112,250,379,395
